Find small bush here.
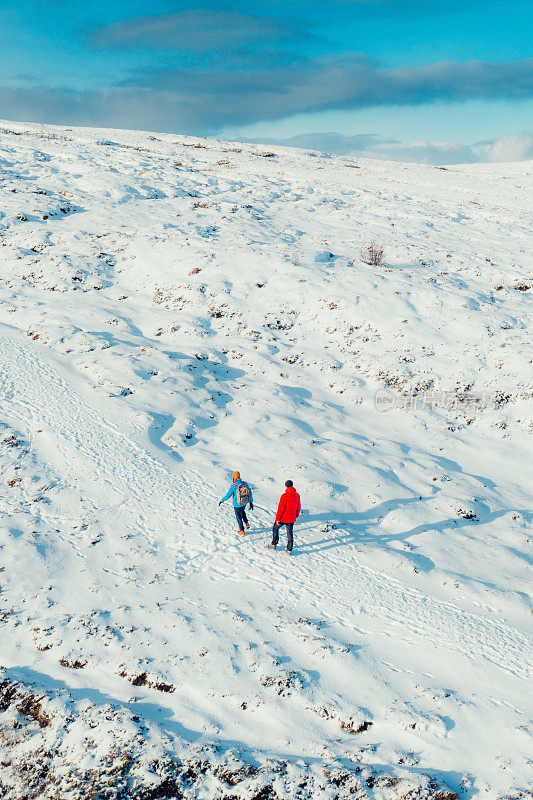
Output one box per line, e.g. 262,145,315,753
361,242,384,266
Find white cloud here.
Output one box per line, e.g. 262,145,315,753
353,139,479,164
478,132,533,162
246,130,533,164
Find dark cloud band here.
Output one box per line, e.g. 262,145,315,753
1,55,531,134
91,10,312,53
119,54,533,128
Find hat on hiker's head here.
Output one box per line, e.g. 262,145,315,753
233,471,241,481
285,480,293,487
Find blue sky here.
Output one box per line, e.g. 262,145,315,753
0,1,532,161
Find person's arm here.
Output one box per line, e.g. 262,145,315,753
246,483,254,510
296,495,301,519
246,482,254,509
276,494,286,523
219,485,234,505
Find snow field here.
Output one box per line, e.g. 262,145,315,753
0,120,531,798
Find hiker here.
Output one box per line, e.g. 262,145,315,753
267,480,301,555
219,471,254,535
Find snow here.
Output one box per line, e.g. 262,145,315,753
0,118,531,799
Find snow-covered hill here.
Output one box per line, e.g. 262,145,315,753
0,119,531,800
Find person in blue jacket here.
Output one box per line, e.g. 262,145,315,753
219,471,254,535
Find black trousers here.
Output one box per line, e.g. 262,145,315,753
234,506,248,531
272,522,294,552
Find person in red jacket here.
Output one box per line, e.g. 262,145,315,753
267,480,301,555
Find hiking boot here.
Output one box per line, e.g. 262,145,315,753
245,522,250,531
266,543,276,550
285,549,293,556
237,530,245,536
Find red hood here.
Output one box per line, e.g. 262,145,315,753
285,486,296,494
